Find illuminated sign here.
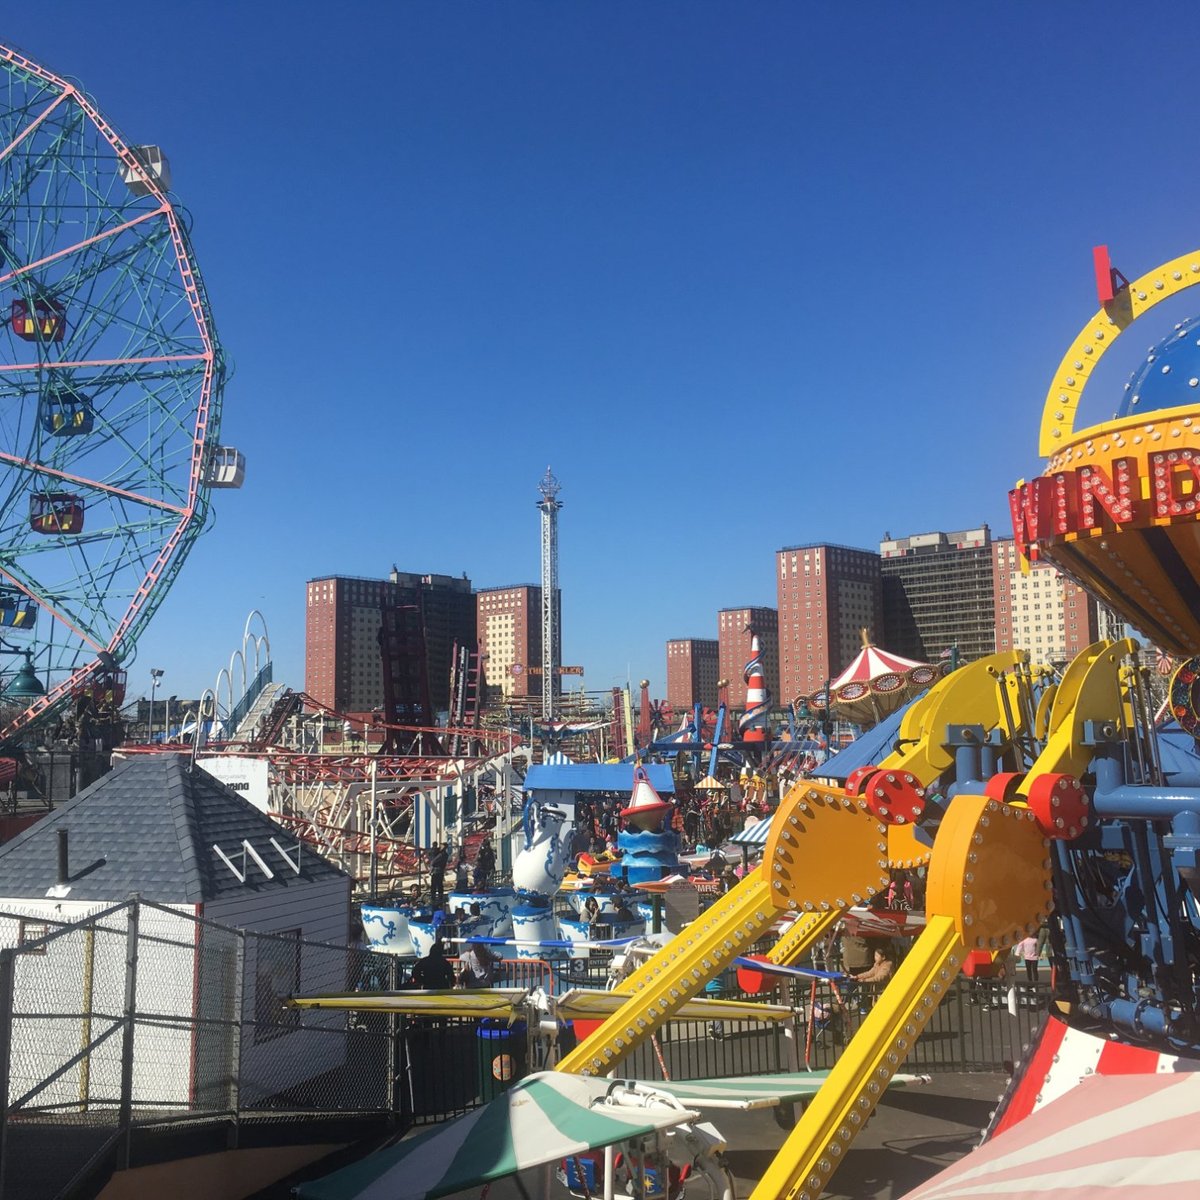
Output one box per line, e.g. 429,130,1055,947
1010,449,1200,559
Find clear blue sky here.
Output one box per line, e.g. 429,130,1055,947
6,2,1200,705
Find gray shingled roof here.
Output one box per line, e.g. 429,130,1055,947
0,753,347,902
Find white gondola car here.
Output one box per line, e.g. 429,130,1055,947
121,145,171,196
204,446,245,489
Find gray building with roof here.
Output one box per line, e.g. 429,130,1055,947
0,754,354,1111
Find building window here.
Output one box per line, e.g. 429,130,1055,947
18,919,50,955
254,928,302,1043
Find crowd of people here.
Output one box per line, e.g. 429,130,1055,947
418,836,496,909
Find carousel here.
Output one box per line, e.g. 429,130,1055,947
806,630,946,730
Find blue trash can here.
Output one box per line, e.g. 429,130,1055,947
477,1019,528,1100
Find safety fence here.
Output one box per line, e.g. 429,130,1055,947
0,899,401,1200
0,902,1046,1199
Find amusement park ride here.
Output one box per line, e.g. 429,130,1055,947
0,42,242,754
297,251,1200,1200
5,34,1200,1200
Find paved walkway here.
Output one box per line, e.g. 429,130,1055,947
719,1070,1007,1199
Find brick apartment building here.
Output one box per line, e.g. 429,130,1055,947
665,638,719,710
993,537,1099,664
777,543,882,701
717,607,779,709
477,584,559,702
305,570,475,716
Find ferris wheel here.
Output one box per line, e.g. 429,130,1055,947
0,43,242,738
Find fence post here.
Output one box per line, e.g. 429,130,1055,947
0,949,16,1198
955,978,967,1068
387,955,400,1122
118,899,140,1169
229,928,246,1148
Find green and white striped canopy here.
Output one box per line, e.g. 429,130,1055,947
645,1071,928,1110
296,1073,699,1200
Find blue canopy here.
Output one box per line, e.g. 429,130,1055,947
523,762,676,795
818,699,913,782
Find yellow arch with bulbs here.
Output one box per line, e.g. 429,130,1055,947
1040,249,1200,456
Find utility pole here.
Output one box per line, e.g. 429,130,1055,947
536,467,562,721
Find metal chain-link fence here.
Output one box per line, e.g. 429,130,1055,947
0,899,406,1199
0,901,1052,1199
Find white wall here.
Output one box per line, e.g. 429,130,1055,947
204,877,354,1107
0,900,199,1110
1,878,354,1114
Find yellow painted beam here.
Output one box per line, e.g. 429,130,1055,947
751,794,1050,1200
555,875,779,1076
749,916,965,1200
610,864,768,996
877,651,1026,784
1018,637,1135,787
766,909,839,967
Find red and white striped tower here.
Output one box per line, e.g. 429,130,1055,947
739,628,770,745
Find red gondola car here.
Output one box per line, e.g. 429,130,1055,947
29,491,84,534
11,298,65,342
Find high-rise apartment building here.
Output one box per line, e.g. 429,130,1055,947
880,527,995,663
477,584,557,701
665,638,719,710
993,537,1099,664
717,607,779,709
777,544,882,701
305,570,475,715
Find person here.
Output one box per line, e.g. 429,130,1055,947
848,942,895,1015
474,838,495,889
1015,933,1040,1006
454,852,470,893
583,895,601,927
721,866,739,894
428,843,448,908
851,946,895,986
457,938,498,988
611,893,634,923
410,941,455,989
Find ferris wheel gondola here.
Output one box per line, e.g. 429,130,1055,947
0,42,242,735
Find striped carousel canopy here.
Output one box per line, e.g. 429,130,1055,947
730,815,773,847
824,630,941,729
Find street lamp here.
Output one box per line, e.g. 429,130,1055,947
150,668,163,743
3,650,45,700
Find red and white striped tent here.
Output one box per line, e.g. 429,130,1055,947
901,1072,1200,1199
824,632,941,728
900,1014,1200,1200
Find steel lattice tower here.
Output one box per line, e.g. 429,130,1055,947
536,467,563,719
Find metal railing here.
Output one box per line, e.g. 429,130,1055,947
0,902,1051,1199
0,899,398,1199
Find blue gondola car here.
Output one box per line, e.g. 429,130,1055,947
40,384,93,436
0,590,37,629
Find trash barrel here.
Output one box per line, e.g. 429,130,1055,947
477,1019,528,1101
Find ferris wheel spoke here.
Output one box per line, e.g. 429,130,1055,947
0,204,167,291
0,561,105,652
0,85,74,170
0,351,209,374
0,449,188,515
